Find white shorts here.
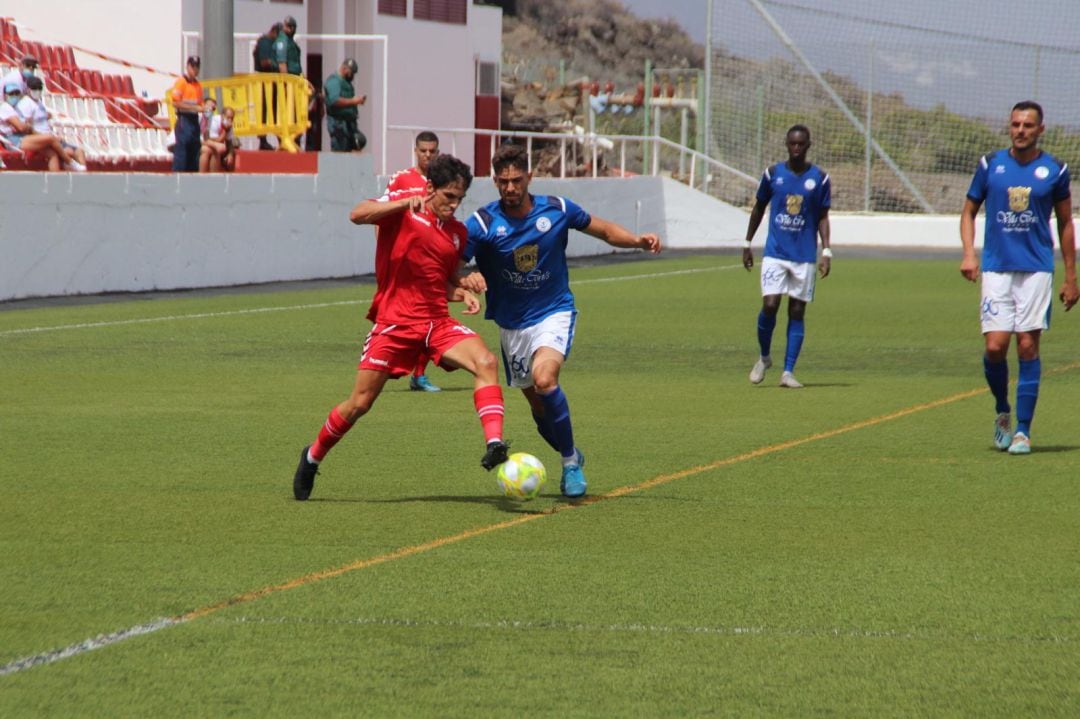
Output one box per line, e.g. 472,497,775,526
980,271,1052,334
761,256,816,302
499,311,576,388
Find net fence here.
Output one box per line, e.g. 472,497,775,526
708,0,1080,213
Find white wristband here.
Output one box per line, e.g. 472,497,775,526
821,248,833,258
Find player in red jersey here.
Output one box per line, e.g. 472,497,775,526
292,154,509,500
385,131,443,392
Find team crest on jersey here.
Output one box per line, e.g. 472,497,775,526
514,244,539,272
496,225,508,236
994,165,1005,174
785,194,803,215
1034,166,1050,180
1008,186,1031,213
804,178,816,190
535,216,552,233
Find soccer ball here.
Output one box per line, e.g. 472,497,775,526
496,453,547,501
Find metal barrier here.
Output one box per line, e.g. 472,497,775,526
166,72,310,152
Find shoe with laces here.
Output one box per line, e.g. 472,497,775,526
779,371,804,388
480,440,510,471
749,356,772,384
560,463,587,498
993,412,1013,451
293,445,319,500
409,374,441,392
1007,432,1031,455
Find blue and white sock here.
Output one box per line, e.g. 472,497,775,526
539,385,577,464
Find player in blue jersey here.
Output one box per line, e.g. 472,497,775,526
743,125,832,388
960,101,1077,455
460,143,661,498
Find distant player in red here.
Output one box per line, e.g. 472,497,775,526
385,131,443,392
292,154,509,500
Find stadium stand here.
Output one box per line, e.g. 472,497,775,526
0,16,170,171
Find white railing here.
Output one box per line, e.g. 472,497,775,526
388,124,757,193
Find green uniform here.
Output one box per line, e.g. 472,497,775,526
254,33,278,72
273,32,302,75
324,72,365,152
324,73,357,121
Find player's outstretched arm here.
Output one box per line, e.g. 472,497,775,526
583,217,662,253
349,193,424,225
1054,196,1078,310
959,198,982,283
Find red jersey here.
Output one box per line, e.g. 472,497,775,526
385,166,426,192
367,189,468,324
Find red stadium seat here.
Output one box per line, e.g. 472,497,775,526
120,75,134,97
42,45,61,71
60,45,77,72
88,70,105,94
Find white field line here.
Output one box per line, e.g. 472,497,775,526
0,618,179,677
0,265,739,337
216,615,1076,645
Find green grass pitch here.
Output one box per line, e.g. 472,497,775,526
1,253,1078,716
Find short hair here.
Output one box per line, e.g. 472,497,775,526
426,154,473,191
415,131,439,146
491,143,529,174
269,22,283,34
787,124,811,141
25,75,43,91
1012,100,1044,124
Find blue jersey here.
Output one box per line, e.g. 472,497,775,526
756,163,831,263
464,195,592,329
966,149,1070,273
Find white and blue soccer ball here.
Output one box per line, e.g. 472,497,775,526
496,452,547,501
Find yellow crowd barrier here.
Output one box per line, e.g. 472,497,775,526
166,73,311,152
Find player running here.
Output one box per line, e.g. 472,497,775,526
385,131,444,392
292,154,509,500
459,144,661,498
743,124,832,389
960,100,1077,455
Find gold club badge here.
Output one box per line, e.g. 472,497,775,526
785,194,803,215
1008,186,1031,212
514,244,539,272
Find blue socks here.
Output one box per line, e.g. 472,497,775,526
538,385,576,461
784,319,805,373
1016,358,1040,436
983,355,1010,414
531,413,559,453
757,311,776,357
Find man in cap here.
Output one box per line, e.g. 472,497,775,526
0,55,38,97
274,16,303,76
169,56,205,172
324,58,366,152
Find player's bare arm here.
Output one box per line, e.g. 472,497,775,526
455,262,487,293
349,194,422,225
447,285,481,315
583,217,662,253
1054,196,1078,310
743,199,768,271
959,197,982,282
817,209,832,278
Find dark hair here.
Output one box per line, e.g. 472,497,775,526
426,154,473,191
269,22,283,34
1012,100,1044,123
491,143,529,174
787,124,811,141
25,75,43,91
415,131,439,146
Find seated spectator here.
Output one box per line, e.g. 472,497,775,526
200,97,217,142
19,76,88,170
0,83,80,172
200,106,237,172
0,55,38,97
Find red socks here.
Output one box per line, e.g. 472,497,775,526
310,407,355,462
473,385,505,444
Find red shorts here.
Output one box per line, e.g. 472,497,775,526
358,318,479,377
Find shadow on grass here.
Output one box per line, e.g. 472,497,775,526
304,493,579,515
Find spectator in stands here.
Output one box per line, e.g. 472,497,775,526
200,106,236,173
0,55,38,97
200,96,217,141
254,22,283,150
170,56,204,172
18,75,87,170
325,58,366,153
0,83,76,172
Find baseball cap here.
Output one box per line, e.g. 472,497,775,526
284,15,297,27
343,58,358,73
5,83,21,94
187,55,201,68
21,55,38,67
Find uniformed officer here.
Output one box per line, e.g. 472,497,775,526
324,58,367,152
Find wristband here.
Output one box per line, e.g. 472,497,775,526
821,248,833,258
